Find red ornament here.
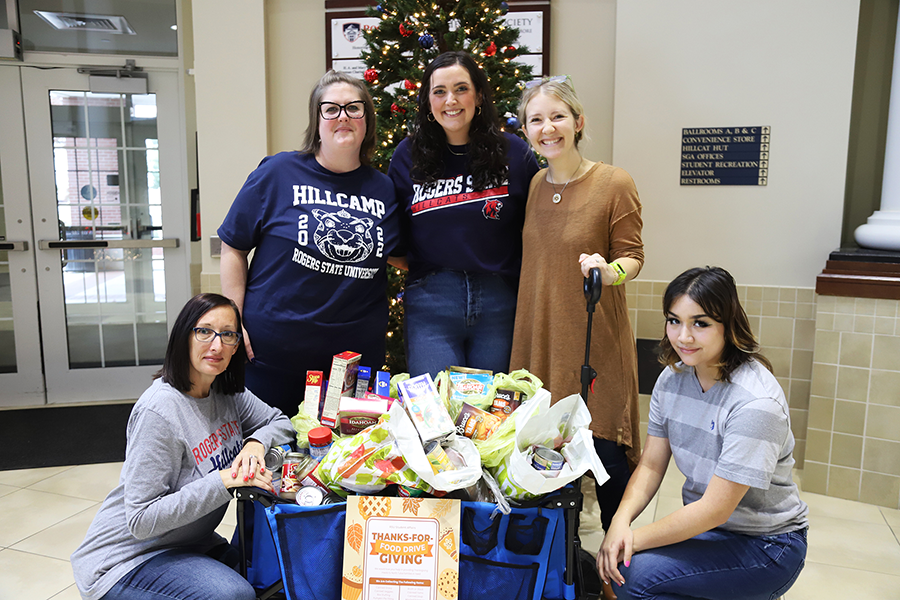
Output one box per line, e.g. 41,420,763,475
404,79,416,90
391,103,406,114
504,45,517,55
363,68,378,83
483,42,497,57
399,22,413,37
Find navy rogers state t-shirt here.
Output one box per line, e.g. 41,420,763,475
218,151,400,372
388,132,539,283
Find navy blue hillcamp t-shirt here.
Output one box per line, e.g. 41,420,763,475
388,132,539,284
218,151,401,373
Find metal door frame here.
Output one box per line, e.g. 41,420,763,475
0,62,190,405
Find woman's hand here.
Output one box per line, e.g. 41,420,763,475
598,517,634,588
579,252,617,285
220,439,272,492
242,326,254,361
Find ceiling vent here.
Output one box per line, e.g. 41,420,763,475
33,11,136,35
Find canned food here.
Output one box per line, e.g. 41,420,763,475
265,446,286,472
532,447,565,477
424,441,455,475
296,486,325,506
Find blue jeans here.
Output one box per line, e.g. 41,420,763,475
404,270,517,378
102,544,256,600
613,527,807,600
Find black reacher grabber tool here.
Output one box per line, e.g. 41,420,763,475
581,267,602,402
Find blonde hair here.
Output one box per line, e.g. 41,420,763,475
518,76,587,146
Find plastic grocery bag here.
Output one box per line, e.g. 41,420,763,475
491,390,609,501
386,402,483,492
312,416,428,496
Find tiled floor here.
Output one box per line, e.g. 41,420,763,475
0,461,898,600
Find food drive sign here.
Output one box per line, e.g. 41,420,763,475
370,531,434,564
343,496,461,600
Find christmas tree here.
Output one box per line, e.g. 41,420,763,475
361,0,535,374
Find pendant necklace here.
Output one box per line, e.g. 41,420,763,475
447,144,467,156
550,158,584,204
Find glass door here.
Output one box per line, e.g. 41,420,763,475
0,66,45,406
0,65,190,405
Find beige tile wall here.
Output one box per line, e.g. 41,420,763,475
804,296,900,509
200,271,222,295
626,280,817,466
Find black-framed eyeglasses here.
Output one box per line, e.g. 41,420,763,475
318,101,367,120
523,75,570,89
193,327,242,346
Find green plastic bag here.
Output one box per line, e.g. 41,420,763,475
290,410,343,451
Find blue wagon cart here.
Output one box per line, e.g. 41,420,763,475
233,484,597,600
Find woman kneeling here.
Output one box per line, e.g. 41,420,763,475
598,267,808,600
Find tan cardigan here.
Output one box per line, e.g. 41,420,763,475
510,162,645,469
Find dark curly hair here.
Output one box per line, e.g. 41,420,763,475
658,266,772,383
410,51,508,190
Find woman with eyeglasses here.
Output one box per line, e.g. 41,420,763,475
388,51,539,377
71,293,294,600
218,70,401,415
510,76,644,533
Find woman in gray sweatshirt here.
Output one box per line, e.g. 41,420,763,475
71,293,295,600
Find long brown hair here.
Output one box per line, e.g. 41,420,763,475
299,70,377,165
410,51,507,190
658,266,772,382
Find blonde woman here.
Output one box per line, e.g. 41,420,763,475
510,76,644,531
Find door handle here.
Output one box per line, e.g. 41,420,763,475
0,241,29,251
38,239,180,250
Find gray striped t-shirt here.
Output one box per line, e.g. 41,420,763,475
648,359,809,535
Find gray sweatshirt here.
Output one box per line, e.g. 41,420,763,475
71,378,295,599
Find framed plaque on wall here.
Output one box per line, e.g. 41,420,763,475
324,0,551,79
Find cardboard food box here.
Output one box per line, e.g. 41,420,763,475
302,370,325,418
397,373,456,444
455,402,503,441
354,366,372,398
321,351,361,428
448,371,494,403
338,396,391,435
490,388,526,419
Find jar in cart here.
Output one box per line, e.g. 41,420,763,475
280,452,316,500
308,427,333,461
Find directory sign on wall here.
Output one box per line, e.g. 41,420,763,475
680,126,771,186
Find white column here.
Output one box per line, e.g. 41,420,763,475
855,9,900,251
192,0,268,279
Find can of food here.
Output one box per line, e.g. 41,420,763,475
424,441,455,475
265,446,286,491
280,452,314,499
295,486,325,507
265,446,286,471
532,447,565,477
